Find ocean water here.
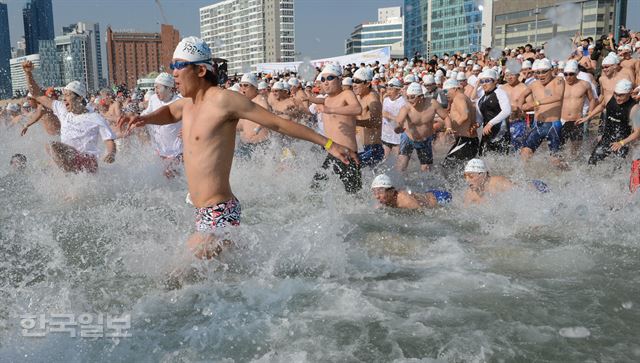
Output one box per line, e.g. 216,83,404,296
1,125,640,362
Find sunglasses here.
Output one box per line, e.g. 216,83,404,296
563,72,576,77
534,70,549,75
239,83,253,88
602,65,613,69
169,60,209,70
406,94,422,100
613,92,628,97
320,75,338,82
353,79,367,84
479,79,494,84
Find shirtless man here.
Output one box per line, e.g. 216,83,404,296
236,73,272,159
578,45,597,73
517,59,566,166
370,174,451,209
117,37,356,259
462,159,514,205
352,68,384,168
310,64,363,193
599,54,635,107
141,73,184,177
560,60,596,155
5,104,22,125
23,61,116,173
618,45,637,81
20,92,61,136
269,82,298,120
441,79,480,169
395,82,448,172
458,72,476,100
501,69,529,150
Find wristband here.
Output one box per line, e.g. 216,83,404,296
619,140,626,146
324,139,333,151
535,100,541,107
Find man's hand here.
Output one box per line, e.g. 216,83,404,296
327,141,359,165
22,61,34,74
610,141,625,152
316,104,328,114
20,125,29,136
576,116,589,125
103,153,115,163
482,123,493,136
117,115,145,133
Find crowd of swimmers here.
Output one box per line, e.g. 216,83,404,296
2,33,640,259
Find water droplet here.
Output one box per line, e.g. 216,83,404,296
622,301,633,309
544,3,581,28
544,36,574,61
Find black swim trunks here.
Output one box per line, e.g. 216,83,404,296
312,154,362,193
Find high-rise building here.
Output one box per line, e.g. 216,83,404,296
200,0,295,75
345,6,404,58
0,1,12,99
105,25,180,88
427,0,483,57
23,0,54,55
10,54,41,97
37,39,61,87
404,0,425,58
63,22,105,90
490,0,623,49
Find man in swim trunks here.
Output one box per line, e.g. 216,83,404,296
370,174,451,209
501,69,529,150
118,37,356,259
23,61,116,174
560,60,596,156
236,73,272,159
352,68,384,168
517,58,566,168
310,64,363,194
441,79,480,170
142,73,184,178
395,82,448,172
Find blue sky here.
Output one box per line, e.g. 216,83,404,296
4,0,402,59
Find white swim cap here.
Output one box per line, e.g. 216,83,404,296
353,68,372,82
403,74,417,84
257,81,269,90
614,79,633,94
458,62,465,68
387,78,402,88
467,60,474,65
287,77,300,87
320,64,342,77
371,174,393,189
450,71,458,80
422,74,435,85
434,75,443,84
479,69,498,80
456,72,467,81
27,92,33,98
406,82,423,96
535,58,552,71
23,102,30,108
272,81,287,91
602,53,619,66
472,64,481,71
622,44,632,52
229,83,241,92
155,72,175,87
557,61,566,70
342,77,353,86
564,60,579,73
435,69,444,77
443,79,459,91
173,36,213,71
521,60,532,69
240,73,258,88
464,158,488,173
64,80,87,98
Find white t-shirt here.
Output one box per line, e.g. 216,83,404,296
381,96,406,145
52,100,116,156
142,94,183,157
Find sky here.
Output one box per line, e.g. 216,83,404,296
4,0,402,59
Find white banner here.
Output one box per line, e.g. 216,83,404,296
255,47,391,74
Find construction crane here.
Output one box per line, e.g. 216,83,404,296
155,0,169,24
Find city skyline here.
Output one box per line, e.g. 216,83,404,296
4,0,402,60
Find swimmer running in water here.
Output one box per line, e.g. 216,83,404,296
117,37,357,260
370,174,451,209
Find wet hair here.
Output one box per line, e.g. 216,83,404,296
191,64,219,86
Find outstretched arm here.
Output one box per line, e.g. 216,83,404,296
232,92,358,164
21,105,44,136
117,98,187,131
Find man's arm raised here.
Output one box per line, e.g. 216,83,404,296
22,61,53,110
117,98,187,132
232,91,358,164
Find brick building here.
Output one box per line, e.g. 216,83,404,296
106,24,179,89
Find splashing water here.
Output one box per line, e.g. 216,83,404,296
506,59,522,74
1,125,640,361
297,58,316,82
544,3,581,28
544,37,574,61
